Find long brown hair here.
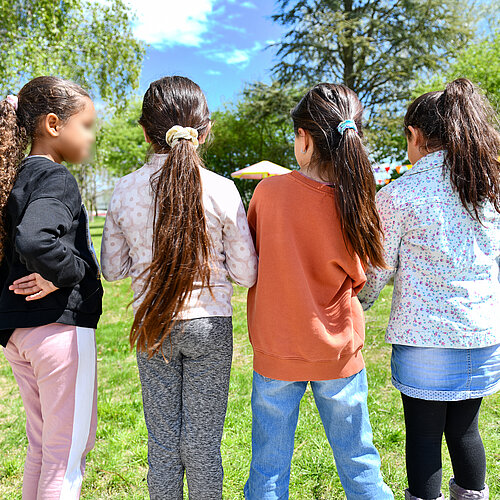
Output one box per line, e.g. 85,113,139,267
404,78,500,220
291,83,386,269
131,76,212,358
0,76,89,262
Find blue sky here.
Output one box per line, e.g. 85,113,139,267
127,0,285,111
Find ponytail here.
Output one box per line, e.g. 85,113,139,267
0,98,27,262
132,76,212,358
405,78,500,220
335,127,387,269
291,83,386,269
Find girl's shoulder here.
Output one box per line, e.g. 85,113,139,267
200,166,236,189
112,162,154,194
12,156,82,216
199,167,241,203
20,155,72,180
19,156,79,194
251,172,293,197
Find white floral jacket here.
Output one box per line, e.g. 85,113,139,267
359,150,500,348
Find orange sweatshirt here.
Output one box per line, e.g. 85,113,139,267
247,171,367,381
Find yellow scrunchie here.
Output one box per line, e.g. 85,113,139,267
165,125,199,148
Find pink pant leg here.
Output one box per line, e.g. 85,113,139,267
5,324,97,500
4,340,44,499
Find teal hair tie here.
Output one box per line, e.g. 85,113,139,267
337,119,358,135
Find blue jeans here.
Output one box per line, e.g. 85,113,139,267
244,369,393,500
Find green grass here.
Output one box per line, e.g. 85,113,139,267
0,217,498,499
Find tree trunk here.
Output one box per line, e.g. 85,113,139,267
342,0,355,90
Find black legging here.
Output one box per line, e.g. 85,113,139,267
401,394,486,499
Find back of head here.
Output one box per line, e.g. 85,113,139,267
0,76,89,262
291,83,386,269
132,76,212,357
404,78,500,219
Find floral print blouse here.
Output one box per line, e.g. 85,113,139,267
358,150,500,348
101,154,258,320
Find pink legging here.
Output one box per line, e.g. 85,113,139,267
3,323,97,499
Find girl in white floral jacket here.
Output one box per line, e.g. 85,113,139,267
359,79,499,500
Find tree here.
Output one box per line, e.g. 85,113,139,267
379,28,500,164
414,30,500,110
0,0,145,107
204,82,300,205
272,0,473,108
450,32,500,109
97,100,149,178
271,0,474,161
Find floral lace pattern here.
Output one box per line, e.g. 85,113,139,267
101,154,258,319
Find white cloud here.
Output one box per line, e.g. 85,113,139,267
226,0,256,7
206,69,222,75
124,0,217,48
203,42,263,68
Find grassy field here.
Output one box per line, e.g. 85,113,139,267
0,217,498,499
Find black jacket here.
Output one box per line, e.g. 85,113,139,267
0,156,103,346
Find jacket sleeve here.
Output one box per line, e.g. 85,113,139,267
358,187,403,310
100,186,132,282
222,183,258,288
15,197,86,288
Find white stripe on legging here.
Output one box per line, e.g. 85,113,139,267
59,327,96,499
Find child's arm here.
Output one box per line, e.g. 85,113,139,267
358,188,402,310
15,195,87,288
100,197,132,282
222,184,258,288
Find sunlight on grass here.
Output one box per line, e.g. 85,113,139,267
0,217,498,499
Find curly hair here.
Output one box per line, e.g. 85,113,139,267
0,76,89,262
0,100,27,262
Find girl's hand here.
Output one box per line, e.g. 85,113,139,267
9,273,59,301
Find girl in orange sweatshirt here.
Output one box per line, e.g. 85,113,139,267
244,84,393,500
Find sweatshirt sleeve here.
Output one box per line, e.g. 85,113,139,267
15,171,86,288
358,187,402,310
100,185,132,282
221,184,258,288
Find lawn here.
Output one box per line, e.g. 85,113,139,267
0,217,498,499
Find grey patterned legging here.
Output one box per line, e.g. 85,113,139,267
136,316,233,500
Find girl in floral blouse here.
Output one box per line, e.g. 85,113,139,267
101,76,257,499
359,78,499,500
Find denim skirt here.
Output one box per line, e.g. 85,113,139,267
391,343,500,401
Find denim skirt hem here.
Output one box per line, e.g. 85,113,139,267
392,376,500,401
391,343,500,402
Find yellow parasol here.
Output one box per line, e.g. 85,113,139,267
231,161,292,180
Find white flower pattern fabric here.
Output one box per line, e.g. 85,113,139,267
358,150,500,348
101,154,258,319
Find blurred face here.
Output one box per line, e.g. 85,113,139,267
57,97,96,163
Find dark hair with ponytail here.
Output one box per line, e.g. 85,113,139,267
132,76,212,358
0,76,89,262
291,83,386,269
404,78,500,220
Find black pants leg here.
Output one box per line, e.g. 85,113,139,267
445,398,486,491
401,394,486,499
402,394,446,498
